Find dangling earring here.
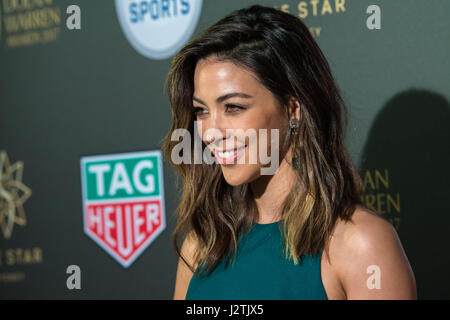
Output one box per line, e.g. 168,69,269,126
289,118,299,129
289,118,300,170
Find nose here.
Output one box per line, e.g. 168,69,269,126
205,133,216,144
199,112,228,149
203,126,226,150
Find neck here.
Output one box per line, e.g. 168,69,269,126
250,152,297,224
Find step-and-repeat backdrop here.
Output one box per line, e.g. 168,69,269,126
1,0,449,299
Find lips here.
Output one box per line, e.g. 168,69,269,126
214,145,246,165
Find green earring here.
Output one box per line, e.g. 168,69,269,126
292,156,300,170
289,118,300,170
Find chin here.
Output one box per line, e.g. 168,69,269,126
222,176,246,186
221,165,260,186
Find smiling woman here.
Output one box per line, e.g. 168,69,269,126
162,5,417,300
191,58,286,179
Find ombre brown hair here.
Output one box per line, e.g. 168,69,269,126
162,5,367,276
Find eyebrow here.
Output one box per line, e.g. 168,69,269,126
193,92,253,106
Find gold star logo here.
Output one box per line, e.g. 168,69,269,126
0,150,32,239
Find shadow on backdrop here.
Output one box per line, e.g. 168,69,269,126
358,88,450,299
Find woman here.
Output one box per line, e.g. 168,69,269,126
163,5,416,300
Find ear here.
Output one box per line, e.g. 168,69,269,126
288,97,301,121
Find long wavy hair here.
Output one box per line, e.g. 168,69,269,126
162,5,366,276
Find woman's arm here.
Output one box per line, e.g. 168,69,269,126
334,209,417,299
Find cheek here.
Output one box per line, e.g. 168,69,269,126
195,120,218,147
232,110,285,162
247,105,285,131
251,116,285,153
238,113,270,130
193,119,204,139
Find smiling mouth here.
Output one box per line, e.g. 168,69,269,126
214,145,247,165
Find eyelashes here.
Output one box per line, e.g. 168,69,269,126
192,107,205,116
224,104,245,113
192,104,245,118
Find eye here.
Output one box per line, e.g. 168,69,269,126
225,104,245,113
192,106,208,118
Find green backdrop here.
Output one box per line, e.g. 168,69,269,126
1,0,449,299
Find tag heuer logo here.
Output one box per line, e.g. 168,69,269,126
80,150,166,268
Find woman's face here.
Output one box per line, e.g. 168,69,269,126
192,56,290,186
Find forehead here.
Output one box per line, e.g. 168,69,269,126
193,58,261,95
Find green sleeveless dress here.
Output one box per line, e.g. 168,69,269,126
185,221,328,300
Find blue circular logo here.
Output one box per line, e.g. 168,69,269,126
115,0,203,60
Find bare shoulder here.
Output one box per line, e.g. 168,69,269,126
173,232,199,300
336,206,398,251
324,205,417,299
181,231,199,268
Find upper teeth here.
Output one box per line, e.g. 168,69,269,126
217,147,244,159
218,151,234,158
